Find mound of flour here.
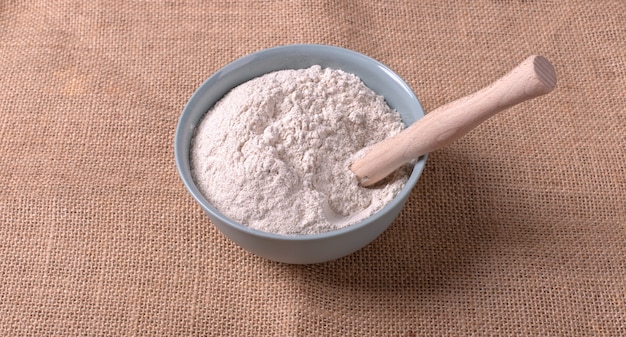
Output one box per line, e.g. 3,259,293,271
190,66,409,235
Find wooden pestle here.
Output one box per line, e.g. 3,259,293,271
350,55,557,187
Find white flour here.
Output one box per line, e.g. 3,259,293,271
190,66,409,235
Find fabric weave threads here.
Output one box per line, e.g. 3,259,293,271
1,1,625,336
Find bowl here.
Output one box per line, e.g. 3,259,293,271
174,44,427,264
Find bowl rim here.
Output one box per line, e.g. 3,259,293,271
174,43,427,241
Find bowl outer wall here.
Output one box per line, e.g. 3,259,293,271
174,44,427,264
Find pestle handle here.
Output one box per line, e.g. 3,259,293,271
351,55,557,187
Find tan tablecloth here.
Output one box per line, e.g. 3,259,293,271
1,1,624,335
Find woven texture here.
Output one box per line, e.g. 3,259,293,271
1,1,624,336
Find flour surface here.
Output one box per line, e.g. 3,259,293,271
190,66,410,235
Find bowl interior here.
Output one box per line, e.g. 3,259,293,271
175,44,427,239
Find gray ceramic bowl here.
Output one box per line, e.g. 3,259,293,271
174,44,427,264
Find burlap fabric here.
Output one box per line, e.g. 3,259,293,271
1,1,624,336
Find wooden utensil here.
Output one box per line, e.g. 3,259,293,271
350,55,557,187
